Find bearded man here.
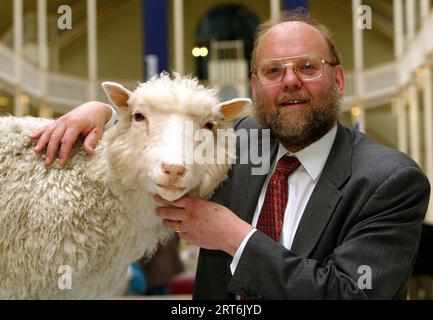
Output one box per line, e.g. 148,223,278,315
31,11,430,300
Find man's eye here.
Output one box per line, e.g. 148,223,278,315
133,113,146,122
300,63,317,70
267,67,281,74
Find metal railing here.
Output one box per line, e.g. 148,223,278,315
1,10,432,114
0,39,403,114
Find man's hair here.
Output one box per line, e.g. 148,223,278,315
250,7,342,73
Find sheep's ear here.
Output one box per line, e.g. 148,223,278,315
101,82,132,109
213,98,252,120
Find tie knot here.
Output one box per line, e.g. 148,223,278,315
275,155,301,176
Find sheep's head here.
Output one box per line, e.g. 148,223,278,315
102,73,250,201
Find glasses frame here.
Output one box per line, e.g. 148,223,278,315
253,54,338,86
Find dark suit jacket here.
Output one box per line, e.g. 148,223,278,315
193,117,431,299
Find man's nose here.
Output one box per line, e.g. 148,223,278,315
281,64,302,90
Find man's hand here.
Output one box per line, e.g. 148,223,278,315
29,101,113,166
155,195,253,256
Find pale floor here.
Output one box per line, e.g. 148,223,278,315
112,294,192,300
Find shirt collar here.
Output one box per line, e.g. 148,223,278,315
276,125,337,181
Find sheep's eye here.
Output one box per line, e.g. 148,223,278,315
203,122,215,130
133,113,146,122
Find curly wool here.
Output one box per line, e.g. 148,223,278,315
0,116,172,299
0,74,242,299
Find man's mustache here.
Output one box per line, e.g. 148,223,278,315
277,91,310,104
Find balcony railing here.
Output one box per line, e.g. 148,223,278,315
1,8,432,115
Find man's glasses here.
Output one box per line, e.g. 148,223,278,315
254,54,338,86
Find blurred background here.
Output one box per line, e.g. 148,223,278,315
0,0,432,299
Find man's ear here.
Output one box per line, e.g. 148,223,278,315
101,82,132,110
334,65,345,98
250,73,258,101
213,98,252,120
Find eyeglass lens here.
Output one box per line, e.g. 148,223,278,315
258,55,324,84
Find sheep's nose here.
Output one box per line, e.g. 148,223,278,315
161,163,187,179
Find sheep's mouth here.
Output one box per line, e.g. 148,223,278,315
156,184,187,193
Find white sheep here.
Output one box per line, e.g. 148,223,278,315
0,73,250,299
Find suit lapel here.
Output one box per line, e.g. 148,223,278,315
291,124,353,257
223,128,278,292
231,129,279,224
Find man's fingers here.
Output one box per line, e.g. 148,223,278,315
153,195,190,208
29,127,45,141
156,206,186,221
45,125,67,165
58,128,82,166
34,127,55,155
83,127,103,155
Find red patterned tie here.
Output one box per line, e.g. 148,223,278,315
256,155,301,241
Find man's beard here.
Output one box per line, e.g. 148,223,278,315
254,84,341,151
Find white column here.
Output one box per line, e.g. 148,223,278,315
393,96,408,153
38,0,48,77
352,0,364,72
393,0,408,151
405,0,416,41
394,0,406,91
270,0,281,19
37,0,53,118
352,0,365,132
393,0,405,58
173,0,184,75
13,0,23,66
423,68,433,224
420,0,430,21
423,68,433,184
407,85,421,165
357,107,366,132
87,0,98,101
13,0,25,116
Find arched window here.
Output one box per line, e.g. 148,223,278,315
195,5,259,80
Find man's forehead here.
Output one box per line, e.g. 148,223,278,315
258,21,330,58
269,21,324,38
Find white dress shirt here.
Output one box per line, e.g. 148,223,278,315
230,125,338,275
104,105,118,130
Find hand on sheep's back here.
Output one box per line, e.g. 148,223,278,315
29,100,113,167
